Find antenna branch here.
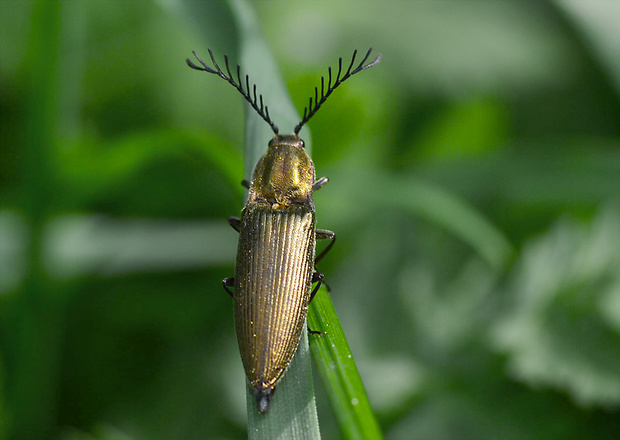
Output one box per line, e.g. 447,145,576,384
187,50,279,135
293,48,381,134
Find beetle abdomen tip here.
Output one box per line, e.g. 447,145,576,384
255,388,275,414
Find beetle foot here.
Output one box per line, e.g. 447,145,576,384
307,325,326,336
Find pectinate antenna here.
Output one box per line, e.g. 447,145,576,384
294,48,382,135
187,49,279,135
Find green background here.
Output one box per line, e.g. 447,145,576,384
1,0,620,439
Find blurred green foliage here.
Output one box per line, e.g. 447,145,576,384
1,0,620,439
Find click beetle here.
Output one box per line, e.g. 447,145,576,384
187,48,381,413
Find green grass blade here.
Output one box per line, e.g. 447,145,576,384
228,0,321,438
246,330,321,439
308,289,384,440
180,0,321,433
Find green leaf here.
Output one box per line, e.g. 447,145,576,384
493,204,620,406
308,289,384,440
228,0,321,437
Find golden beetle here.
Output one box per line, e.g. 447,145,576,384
187,48,381,413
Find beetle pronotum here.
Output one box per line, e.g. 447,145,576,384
187,48,381,413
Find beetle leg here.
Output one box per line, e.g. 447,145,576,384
241,179,251,189
308,232,334,336
315,229,336,265
228,217,241,232
310,272,324,301
222,277,234,298
315,270,331,294
307,273,327,335
308,326,323,335
310,271,331,296
313,176,329,191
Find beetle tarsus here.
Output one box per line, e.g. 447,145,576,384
222,277,234,297
228,217,241,232
307,325,325,335
313,176,329,191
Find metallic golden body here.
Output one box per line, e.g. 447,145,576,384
234,205,315,392
233,135,317,412
249,135,315,208
187,47,381,414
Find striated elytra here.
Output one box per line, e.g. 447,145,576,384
187,48,381,413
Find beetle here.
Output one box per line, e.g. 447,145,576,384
186,48,381,413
